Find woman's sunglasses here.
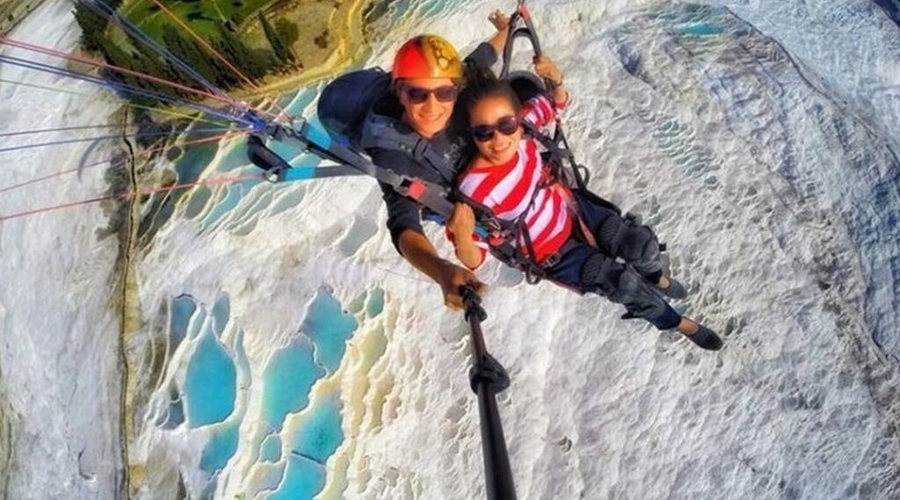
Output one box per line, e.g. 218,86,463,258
402,85,458,104
470,116,520,142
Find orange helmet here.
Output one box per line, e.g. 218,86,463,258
391,35,463,81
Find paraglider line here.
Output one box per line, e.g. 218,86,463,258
0,130,247,194
0,36,246,109
0,124,123,138
0,126,250,154
0,53,250,125
0,77,235,127
143,0,294,121
0,172,264,223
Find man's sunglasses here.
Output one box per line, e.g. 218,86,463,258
470,116,520,142
402,85,458,104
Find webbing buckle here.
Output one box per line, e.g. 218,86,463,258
404,179,428,200
541,252,562,268
261,168,283,184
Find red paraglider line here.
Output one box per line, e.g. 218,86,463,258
0,130,246,195
0,172,265,223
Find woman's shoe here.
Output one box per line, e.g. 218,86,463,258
683,324,723,351
657,276,688,299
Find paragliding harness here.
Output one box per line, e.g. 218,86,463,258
246,74,550,282
244,0,638,286
470,0,639,284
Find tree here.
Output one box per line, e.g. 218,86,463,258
162,30,219,90
215,25,266,81
274,19,299,47
73,2,108,52
259,13,295,65
98,42,158,106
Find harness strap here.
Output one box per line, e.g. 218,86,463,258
521,121,587,189
452,187,545,280
571,203,598,248
534,185,596,269
357,112,543,271
413,137,457,184
457,171,562,284
361,114,457,184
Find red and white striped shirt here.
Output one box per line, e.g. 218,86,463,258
455,95,572,268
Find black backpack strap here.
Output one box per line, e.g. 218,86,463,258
520,120,587,187
247,134,289,182
452,189,514,235
360,115,457,184
396,176,455,217
412,136,457,184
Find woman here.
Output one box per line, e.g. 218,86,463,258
447,59,723,350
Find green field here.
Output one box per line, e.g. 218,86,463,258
74,0,347,101
123,0,277,39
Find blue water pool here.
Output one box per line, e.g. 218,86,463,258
200,422,240,473
184,333,237,428
679,22,724,36
289,392,343,464
267,455,325,500
169,295,197,352
261,339,324,431
302,289,358,375
366,288,385,317
260,434,283,462
211,294,230,336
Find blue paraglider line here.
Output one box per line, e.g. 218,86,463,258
0,54,252,126
0,127,249,154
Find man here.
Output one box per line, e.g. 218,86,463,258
362,13,509,309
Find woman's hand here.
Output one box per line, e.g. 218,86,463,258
533,55,563,86
447,202,486,271
488,9,509,31
534,55,569,106
447,202,476,238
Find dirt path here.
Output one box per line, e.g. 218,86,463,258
0,0,48,37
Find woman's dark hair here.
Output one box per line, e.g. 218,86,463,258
460,65,521,123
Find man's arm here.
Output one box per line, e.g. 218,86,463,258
486,10,510,58
373,150,486,308
463,10,510,68
397,229,485,309
380,180,426,253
